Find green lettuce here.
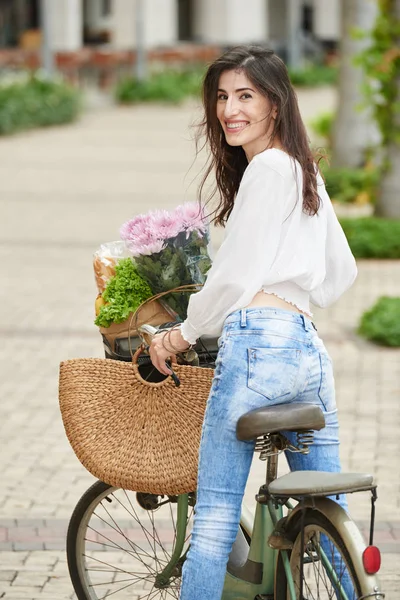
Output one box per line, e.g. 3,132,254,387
95,258,153,328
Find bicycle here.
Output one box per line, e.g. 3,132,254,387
66,328,385,600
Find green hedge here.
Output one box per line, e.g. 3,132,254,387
115,68,204,104
340,217,400,259
115,63,337,105
358,296,400,347
0,73,81,135
324,165,379,204
288,65,338,87
309,111,334,146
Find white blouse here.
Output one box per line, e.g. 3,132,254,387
180,148,357,345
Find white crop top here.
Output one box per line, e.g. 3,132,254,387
180,148,357,345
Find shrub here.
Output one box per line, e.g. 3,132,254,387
0,73,81,135
358,296,400,347
309,111,334,146
288,65,338,87
115,68,204,104
339,217,400,258
322,164,379,205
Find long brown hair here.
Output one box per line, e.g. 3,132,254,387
196,45,321,226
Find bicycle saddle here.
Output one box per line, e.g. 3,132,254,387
236,403,325,441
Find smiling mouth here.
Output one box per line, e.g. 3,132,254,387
225,121,249,132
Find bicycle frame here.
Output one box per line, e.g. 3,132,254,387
154,489,284,598
222,498,283,599
154,490,384,600
153,450,299,599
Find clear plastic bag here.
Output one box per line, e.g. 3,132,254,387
93,241,130,293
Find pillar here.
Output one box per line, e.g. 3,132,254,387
193,0,267,45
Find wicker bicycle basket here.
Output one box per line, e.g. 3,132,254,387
59,285,214,495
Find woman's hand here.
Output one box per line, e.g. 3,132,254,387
149,327,191,376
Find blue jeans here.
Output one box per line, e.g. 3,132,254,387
179,307,352,600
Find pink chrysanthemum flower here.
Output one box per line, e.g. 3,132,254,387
120,214,153,242
148,210,181,240
175,202,208,236
120,202,208,256
127,238,166,257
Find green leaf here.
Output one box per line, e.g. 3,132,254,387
95,258,153,328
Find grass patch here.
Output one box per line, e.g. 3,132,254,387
358,296,400,346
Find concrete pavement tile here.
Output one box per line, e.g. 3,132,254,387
24,556,60,568
1,587,42,597
379,542,400,553
0,553,29,565
0,573,16,583
12,572,48,587
43,543,66,551
14,520,45,528
12,543,45,551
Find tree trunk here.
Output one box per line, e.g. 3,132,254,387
331,0,379,168
375,0,400,218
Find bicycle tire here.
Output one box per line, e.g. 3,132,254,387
274,509,362,599
67,480,195,600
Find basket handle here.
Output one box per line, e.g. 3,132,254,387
131,345,181,388
128,284,202,360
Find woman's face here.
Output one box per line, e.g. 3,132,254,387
216,69,277,161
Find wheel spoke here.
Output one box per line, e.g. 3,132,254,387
85,524,156,578
285,518,360,600
70,484,190,599
112,492,173,563
94,501,162,578
84,534,168,565
82,552,156,581
90,574,154,587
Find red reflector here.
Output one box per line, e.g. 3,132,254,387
363,546,381,574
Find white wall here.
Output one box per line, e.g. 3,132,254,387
144,0,177,47
48,0,83,51
111,0,135,48
313,0,341,41
194,0,267,45
112,0,177,49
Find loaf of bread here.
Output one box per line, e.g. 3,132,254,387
93,241,130,293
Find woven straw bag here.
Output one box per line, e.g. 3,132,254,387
59,285,215,495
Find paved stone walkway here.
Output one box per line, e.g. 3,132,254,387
1,86,399,597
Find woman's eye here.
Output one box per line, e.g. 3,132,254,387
240,93,252,100
217,94,227,101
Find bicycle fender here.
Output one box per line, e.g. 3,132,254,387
283,497,384,599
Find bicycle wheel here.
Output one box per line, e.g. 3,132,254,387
67,480,195,600
275,509,362,600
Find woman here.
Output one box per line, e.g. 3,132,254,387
150,46,357,600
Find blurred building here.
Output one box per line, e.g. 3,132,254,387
0,0,340,55
0,0,340,82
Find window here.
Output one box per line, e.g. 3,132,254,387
101,0,111,17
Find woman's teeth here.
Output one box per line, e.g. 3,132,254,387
226,122,248,130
